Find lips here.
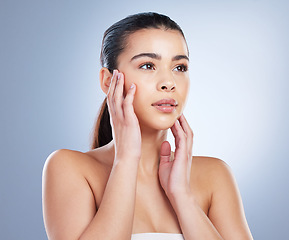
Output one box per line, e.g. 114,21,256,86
151,98,178,113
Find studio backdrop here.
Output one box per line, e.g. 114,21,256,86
0,0,288,239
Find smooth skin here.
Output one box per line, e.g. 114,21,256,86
42,29,253,240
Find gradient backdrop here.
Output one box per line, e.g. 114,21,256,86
1,0,288,239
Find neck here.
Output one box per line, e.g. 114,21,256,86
138,127,168,178
106,128,168,178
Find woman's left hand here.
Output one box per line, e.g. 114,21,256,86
158,114,194,201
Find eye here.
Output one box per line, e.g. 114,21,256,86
173,64,188,72
139,62,155,70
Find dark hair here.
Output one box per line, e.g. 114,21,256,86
91,12,186,149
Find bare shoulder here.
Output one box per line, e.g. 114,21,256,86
42,148,113,239
43,148,84,169
192,156,253,238
190,156,238,205
192,155,229,166
42,148,112,205
191,156,239,198
43,148,111,177
191,155,232,181
43,149,100,178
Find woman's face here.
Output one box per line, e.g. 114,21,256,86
117,28,190,131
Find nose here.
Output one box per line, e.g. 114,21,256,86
157,74,176,92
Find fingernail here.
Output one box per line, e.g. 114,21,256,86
130,83,135,89
117,73,121,80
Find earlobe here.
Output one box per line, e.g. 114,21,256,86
99,67,113,95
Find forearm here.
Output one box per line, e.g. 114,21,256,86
171,193,223,240
79,160,138,240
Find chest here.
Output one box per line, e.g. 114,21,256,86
132,182,179,233
87,163,211,234
131,179,210,234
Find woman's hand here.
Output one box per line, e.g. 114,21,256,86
158,114,194,200
107,69,142,163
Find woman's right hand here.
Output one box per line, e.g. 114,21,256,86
107,69,142,164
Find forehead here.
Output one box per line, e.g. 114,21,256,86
123,28,188,58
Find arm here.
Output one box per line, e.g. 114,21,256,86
169,192,223,240
42,149,138,240
158,115,253,239
169,160,253,240
42,70,141,240
78,160,139,240
208,160,253,239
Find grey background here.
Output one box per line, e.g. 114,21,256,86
1,0,288,239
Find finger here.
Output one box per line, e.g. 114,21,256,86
113,73,124,119
171,121,186,149
170,123,179,147
178,114,194,155
159,141,171,163
178,115,193,179
178,114,193,139
107,69,118,114
172,120,190,163
123,83,136,120
170,122,189,178
107,69,117,99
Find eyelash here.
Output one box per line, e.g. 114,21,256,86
174,64,188,72
139,62,155,70
139,62,188,72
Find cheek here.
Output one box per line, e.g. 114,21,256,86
121,71,138,95
176,81,190,115
184,82,190,100
122,72,152,100
179,78,190,99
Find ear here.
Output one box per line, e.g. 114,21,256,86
99,67,113,95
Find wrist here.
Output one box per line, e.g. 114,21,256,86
168,190,196,211
113,155,140,168
114,149,141,162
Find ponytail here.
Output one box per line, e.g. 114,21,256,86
90,98,112,149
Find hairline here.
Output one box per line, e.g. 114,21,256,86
116,27,188,68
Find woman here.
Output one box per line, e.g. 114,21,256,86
42,12,253,240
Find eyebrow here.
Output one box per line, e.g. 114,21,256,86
130,53,189,62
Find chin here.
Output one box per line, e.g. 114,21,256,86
139,114,179,131
153,123,174,131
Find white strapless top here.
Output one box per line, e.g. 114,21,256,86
131,233,184,240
